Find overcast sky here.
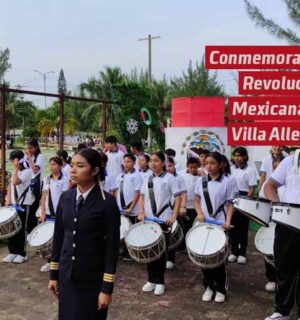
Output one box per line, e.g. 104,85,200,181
0,0,292,106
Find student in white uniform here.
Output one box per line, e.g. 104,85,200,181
138,154,152,181
258,146,285,194
228,147,257,264
130,141,145,170
264,148,300,320
138,152,182,296
198,149,209,176
116,154,143,261
25,139,46,233
165,157,187,270
3,150,34,263
56,150,71,179
194,152,235,303
259,158,284,293
165,148,181,172
99,152,118,196
39,157,70,272
105,136,124,180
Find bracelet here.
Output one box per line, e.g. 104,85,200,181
138,211,145,214
180,206,186,209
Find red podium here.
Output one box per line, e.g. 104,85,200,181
171,97,225,127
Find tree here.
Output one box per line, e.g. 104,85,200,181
169,58,226,99
244,0,300,44
58,68,67,95
0,48,11,83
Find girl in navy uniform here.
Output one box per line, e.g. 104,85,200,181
138,152,182,295
228,147,257,264
166,156,187,269
49,148,120,320
3,150,34,263
39,157,69,272
194,152,235,303
25,139,45,233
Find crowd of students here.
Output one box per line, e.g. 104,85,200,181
2,137,299,320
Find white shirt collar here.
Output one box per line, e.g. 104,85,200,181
76,184,96,201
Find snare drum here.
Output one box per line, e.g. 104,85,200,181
27,221,55,257
168,220,184,251
271,202,300,232
233,195,271,226
120,215,131,241
186,223,228,269
255,222,275,263
125,221,166,263
0,207,22,239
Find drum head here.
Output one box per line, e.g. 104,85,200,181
255,223,276,256
0,207,17,223
120,216,131,239
29,222,55,247
186,224,226,255
125,222,162,247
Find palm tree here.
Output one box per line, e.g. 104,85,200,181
244,0,300,44
38,118,56,147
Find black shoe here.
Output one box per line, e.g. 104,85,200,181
123,254,133,262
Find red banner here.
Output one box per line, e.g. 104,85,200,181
228,122,300,146
228,96,300,120
205,46,300,69
239,71,300,95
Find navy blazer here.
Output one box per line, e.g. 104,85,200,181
50,185,120,294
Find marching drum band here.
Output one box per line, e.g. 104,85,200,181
0,137,300,320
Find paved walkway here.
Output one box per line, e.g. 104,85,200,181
0,232,297,320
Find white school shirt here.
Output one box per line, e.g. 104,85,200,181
116,170,143,216
259,180,284,200
105,150,124,179
62,163,71,178
42,173,69,216
140,172,182,222
270,155,300,204
30,153,46,178
104,174,118,193
231,164,257,192
139,168,153,182
178,170,199,209
260,155,273,180
171,173,187,205
194,174,236,224
11,169,34,206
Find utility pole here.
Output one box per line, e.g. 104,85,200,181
33,69,55,108
138,34,160,83
138,34,160,148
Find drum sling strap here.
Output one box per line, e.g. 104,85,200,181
46,175,62,219
148,175,170,218
120,173,133,210
14,184,31,207
202,176,225,219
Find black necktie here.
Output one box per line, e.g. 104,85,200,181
76,195,84,214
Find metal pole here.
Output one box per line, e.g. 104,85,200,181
33,70,55,108
59,95,64,151
1,89,6,205
43,74,46,108
148,34,152,83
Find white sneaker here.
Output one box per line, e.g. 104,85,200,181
154,284,165,295
166,261,175,269
237,256,247,264
264,312,289,320
202,287,214,302
13,255,28,264
3,254,17,263
142,282,156,292
228,254,237,263
214,291,226,303
40,262,50,272
265,281,276,293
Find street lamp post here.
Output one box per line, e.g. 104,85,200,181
33,69,55,108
